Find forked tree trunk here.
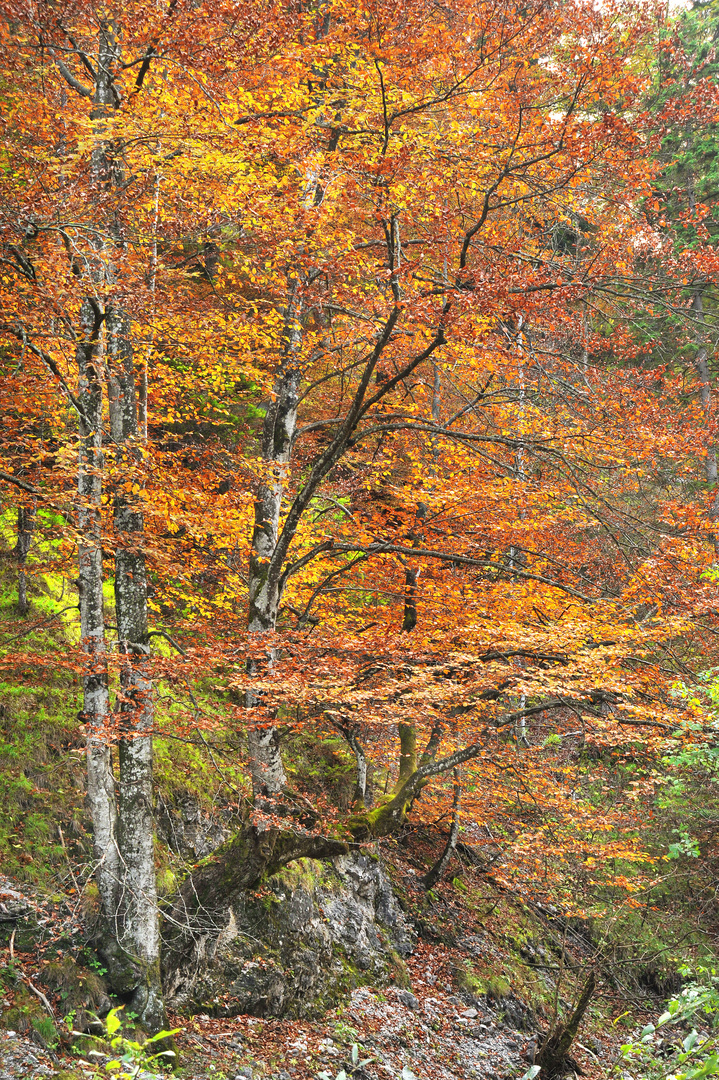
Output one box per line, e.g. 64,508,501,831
67,21,165,1029
536,970,596,1078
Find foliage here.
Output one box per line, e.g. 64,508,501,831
318,1042,377,1080
67,1006,180,1080
619,969,719,1080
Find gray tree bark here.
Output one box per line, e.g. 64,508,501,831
114,478,164,1032
245,292,302,804
422,768,461,889
55,19,165,1030
107,233,165,1034
77,295,120,934
692,289,719,545
14,503,35,615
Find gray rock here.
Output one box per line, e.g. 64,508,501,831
396,990,420,1011
164,853,414,1020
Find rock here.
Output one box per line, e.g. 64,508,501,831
500,994,536,1032
395,991,420,1011
164,853,414,1019
462,1007,478,1018
234,1068,253,1080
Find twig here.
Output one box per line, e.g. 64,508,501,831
0,606,78,647
25,979,55,1017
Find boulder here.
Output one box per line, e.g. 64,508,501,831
163,853,414,1018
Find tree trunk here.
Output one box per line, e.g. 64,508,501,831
422,767,461,889
536,970,596,1078
14,503,35,615
113,492,164,1031
74,16,125,959
77,298,120,935
347,729,369,809
331,717,369,808
692,290,719,546
107,298,165,1032
396,723,418,790
246,335,300,803
67,19,166,1028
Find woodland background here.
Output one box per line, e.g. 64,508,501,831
3,0,719,1077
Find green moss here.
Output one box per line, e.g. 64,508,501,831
453,959,485,996
385,948,411,989
31,1014,58,1047
0,985,49,1037
272,857,327,895
486,975,512,999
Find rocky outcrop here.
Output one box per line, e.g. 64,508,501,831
162,853,414,1018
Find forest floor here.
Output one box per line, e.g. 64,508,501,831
0,851,651,1080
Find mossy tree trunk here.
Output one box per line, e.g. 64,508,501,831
162,820,348,979
536,970,596,1078
351,726,481,842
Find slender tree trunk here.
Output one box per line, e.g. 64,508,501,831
107,298,165,1031
397,503,427,785
422,767,461,889
14,503,35,615
347,728,368,808
536,970,596,1078
692,290,719,546
76,16,125,954
246,294,302,805
77,298,120,933
331,717,369,808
